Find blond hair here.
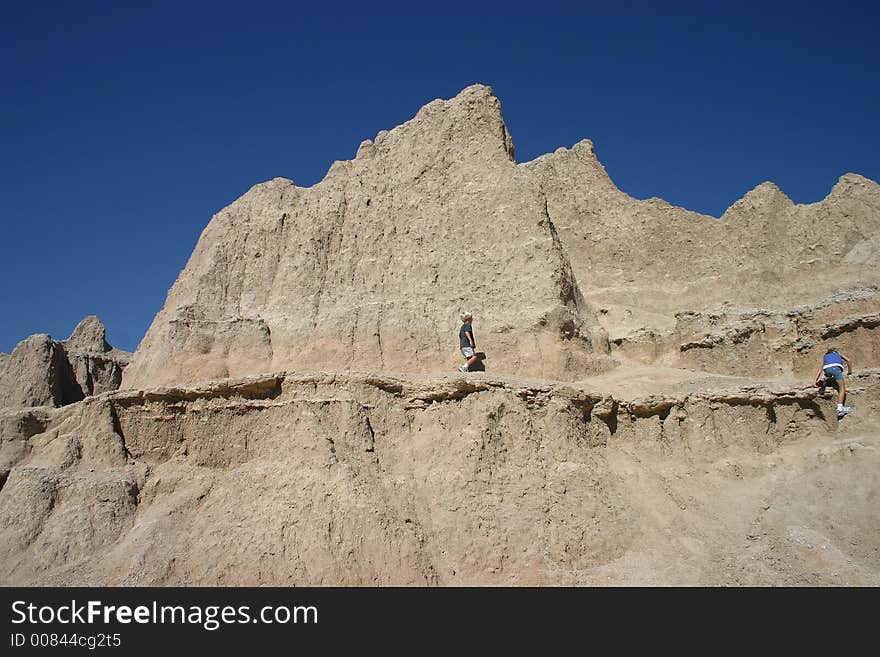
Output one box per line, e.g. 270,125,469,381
460,312,473,322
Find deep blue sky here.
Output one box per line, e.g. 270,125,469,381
2,1,878,354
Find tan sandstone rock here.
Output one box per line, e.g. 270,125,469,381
122,85,614,389
63,316,131,399
123,85,880,389
2,84,879,587
1,369,878,585
0,317,131,410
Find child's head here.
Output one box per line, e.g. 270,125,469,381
826,347,838,355
460,312,473,323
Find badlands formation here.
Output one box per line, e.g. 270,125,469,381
2,85,878,585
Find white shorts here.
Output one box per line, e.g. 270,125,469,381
461,347,475,358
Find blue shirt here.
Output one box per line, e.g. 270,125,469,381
459,323,475,348
823,352,844,369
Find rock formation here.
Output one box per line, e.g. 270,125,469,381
2,85,878,585
122,85,616,389
2,369,878,585
0,316,131,409
0,334,74,409
63,316,132,400
122,85,880,389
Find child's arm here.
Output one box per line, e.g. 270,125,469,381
840,353,853,374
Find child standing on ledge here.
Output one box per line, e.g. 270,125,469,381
458,312,478,373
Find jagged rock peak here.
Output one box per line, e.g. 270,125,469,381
0,318,132,410
521,138,615,189
719,173,880,220
355,83,515,164
828,172,880,199
521,139,590,166
412,83,503,124
740,181,790,202
721,181,793,218
66,315,110,353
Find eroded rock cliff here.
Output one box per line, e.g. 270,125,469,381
123,86,611,388
2,370,878,585
2,85,878,586
122,85,880,388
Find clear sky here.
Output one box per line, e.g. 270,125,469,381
2,0,878,354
